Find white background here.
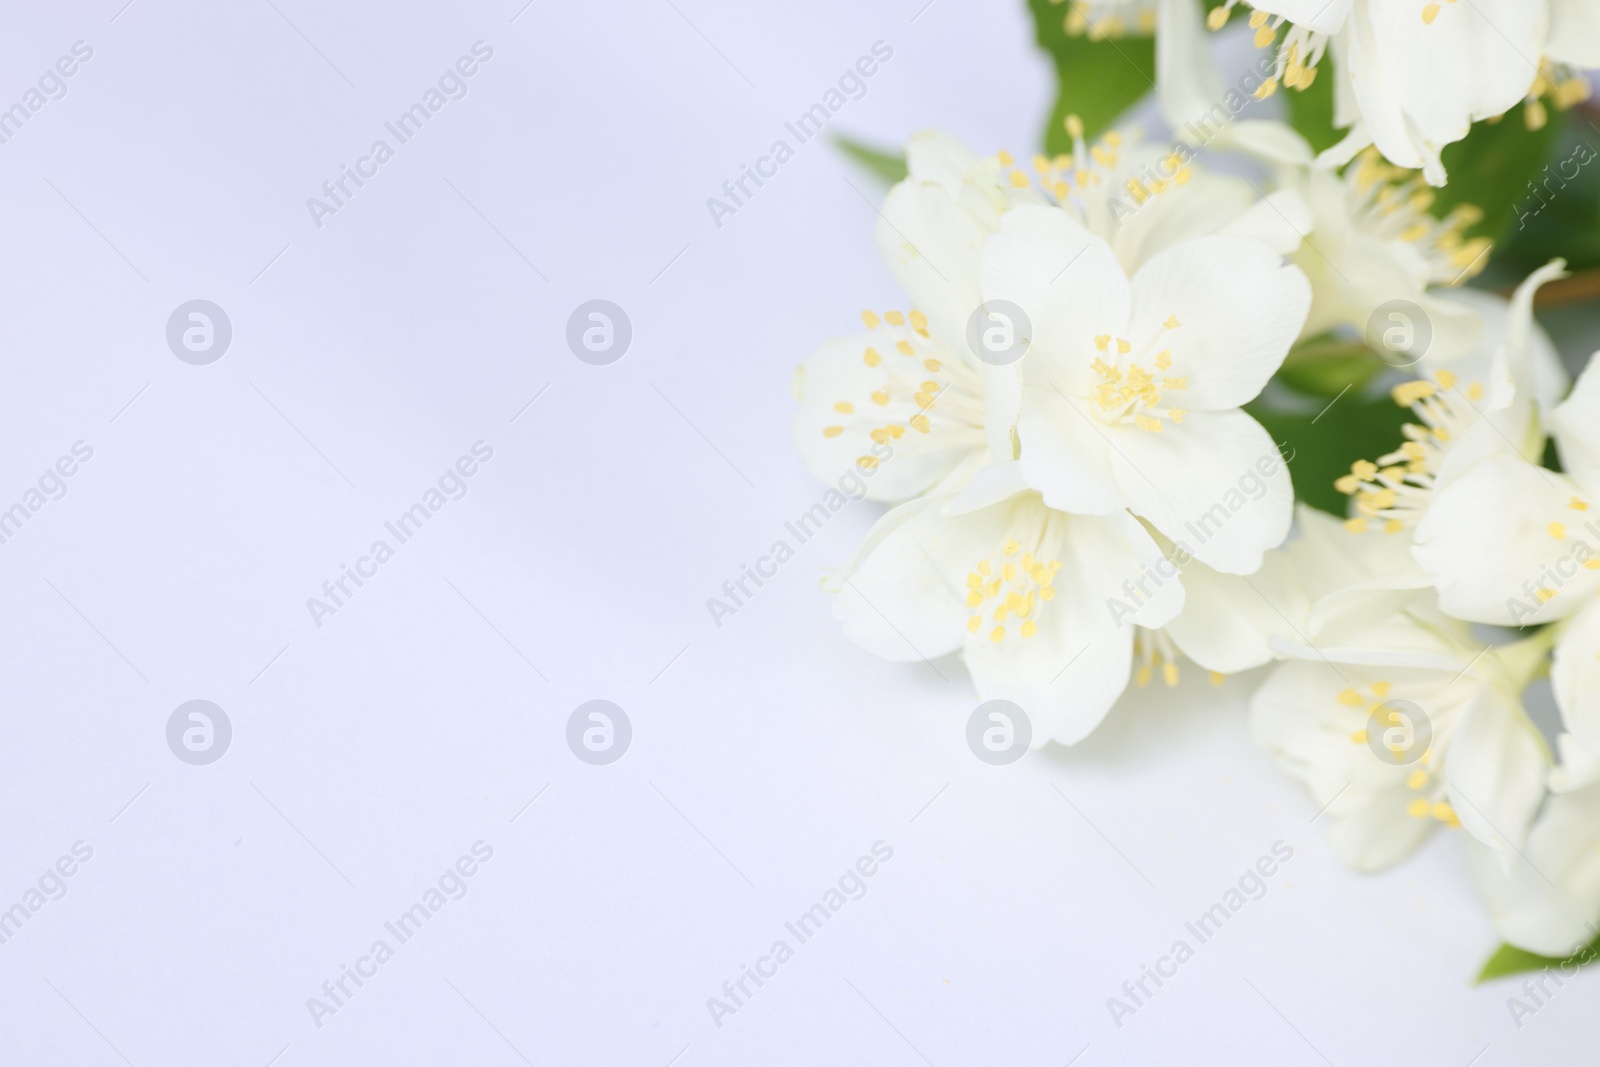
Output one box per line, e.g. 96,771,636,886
0,1,1587,1064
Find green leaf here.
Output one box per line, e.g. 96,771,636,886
1026,0,1155,154
1490,121,1600,279
1276,337,1384,398
1282,64,1341,155
1476,933,1600,983
1432,104,1564,246
831,134,907,184
1245,387,1409,517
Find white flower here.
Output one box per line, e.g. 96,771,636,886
1467,736,1600,957
980,204,1310,573
1250,508,1550,871
1334,261,1569,536
1411,344,1600,635
1209,0,1562,185
831,475,1184,744
1279,137,1492,358
793,127,1307,505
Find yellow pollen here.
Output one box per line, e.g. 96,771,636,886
884,310,905,326
1551,523,1568,540
1209,671,1225,686
1407,769,1429,790
895,340,915,356
869,390,889,406
909,414,931,433
967,614,981,633
1206,5,1228,29
1371,681,1391,697
863,347,882,367
1021,620,1037,638
833,401,854,414
856,456,878,470
1064,114,1084,139
924,359,942,372
909,310,928,335
1345,518,1370,534
1392,380,1437,406
861,310,880,329
1337,689,1364,707
1094,334,1111,351
1422,3,1440,23
822,426,844,438
1407,798,1431,818
1536,587,1557,602
1162,662,1179,687
990,626,1005,643
996,149,1014,166
1350,729,1368,744
1435,368,1458,390
1573,497,1590,511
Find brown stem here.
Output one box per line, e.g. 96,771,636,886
1499,268,1600,309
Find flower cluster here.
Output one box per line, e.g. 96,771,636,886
795,106,1600,969
1063,0,1599,184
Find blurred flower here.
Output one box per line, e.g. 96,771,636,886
1467,736,1600,958
1335,261,1569,536
1284,140,1492,356
1250,508,1550,871
1209,0,1573,185
1411,342,1600,633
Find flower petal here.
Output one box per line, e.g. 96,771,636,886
981,205,1131,396
1446,686,1550,856
831,494,983,662
1552,603,1600,756
1413,454,1599,625
966,511,1181,745
1466,775,1600,958
877,179,988,358
1128,235,1310,410
1109,408,1294,574
793,328,987,502
1250,659,1437,872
